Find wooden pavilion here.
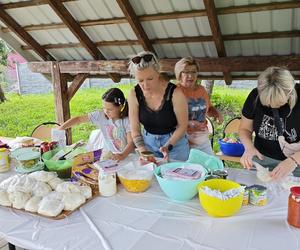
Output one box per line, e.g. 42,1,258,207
0,0,300,142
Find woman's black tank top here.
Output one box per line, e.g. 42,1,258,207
135,82,177,135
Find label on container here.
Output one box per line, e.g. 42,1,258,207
249,185,267,206
0,149,10,173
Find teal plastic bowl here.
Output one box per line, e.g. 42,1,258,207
154,162,207,201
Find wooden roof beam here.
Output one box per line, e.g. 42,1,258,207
1,10,207,33
0,4,54,61
116,0,154,52
47,0,120,83
2,0,74,9
218,1,300,15
21,29,300,51
47,0,103,60
28,55,300,74
67,73,88,101
21,36,213,50
203,0,231,85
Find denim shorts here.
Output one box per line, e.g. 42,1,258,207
143,130,190,161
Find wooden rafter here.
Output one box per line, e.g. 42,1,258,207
116,0,154,52
1,10,208,33
203,0,231,85
218,1,300,15
21,36,214,50
2,0,73,9
0,4,54,61
28,55,300,74
3,1,300,14
47,0,120,83
67,73,88,101
21,29,300,51
47,0,103,60
223,30,300,41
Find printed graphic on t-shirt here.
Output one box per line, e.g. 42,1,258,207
188,98,207,122
258,114,298,142
258,115,277,140
104,124,126,151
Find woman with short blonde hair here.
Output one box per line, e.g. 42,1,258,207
174,57,223,155
239,66,300,180
128,51,189,161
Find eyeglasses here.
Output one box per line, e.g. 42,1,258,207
131,54,154,64
182,71,198,76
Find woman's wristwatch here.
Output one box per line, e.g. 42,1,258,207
167,144,173,151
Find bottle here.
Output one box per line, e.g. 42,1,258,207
98,168,117,197
287,186,300,228
0,148,10,173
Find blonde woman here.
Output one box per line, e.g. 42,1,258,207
174,57,223,155
239,66,300,180
128,51,189,161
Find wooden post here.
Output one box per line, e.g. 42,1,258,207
51,62,72,145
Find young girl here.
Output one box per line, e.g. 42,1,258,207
58,88,134,161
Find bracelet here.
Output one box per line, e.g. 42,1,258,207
289,155,299,166
133,135,145,148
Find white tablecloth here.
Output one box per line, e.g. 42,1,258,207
0,156,299,250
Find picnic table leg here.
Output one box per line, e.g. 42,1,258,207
8,243,16,250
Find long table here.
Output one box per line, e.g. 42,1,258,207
0,155,299,250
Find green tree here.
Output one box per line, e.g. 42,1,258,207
0,39,10,102
0,39,10,66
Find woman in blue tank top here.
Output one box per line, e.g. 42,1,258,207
128,51,189,161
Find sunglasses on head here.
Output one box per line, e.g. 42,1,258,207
131,54,154,64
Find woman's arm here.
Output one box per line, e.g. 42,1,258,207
165,88,188,146
207,106,223,124
58,115,89,130
128,89,147,152
239,115,263,169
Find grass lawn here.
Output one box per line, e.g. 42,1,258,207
0,84,251,155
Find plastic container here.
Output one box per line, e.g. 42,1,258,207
154,162,207,201
11,147,41,168
98,169,117,197
287,186,300,228
197,179,243,217
117,162,153,193
0,148,10,173
249,184,267,206
218,139,245,157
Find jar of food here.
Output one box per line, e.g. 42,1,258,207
212,170,228,179
139,151,157,165
240,183,249,206
287,186,300,228
98,169,117,197
249,184,267,206
205,174,222,181
0,148,10,173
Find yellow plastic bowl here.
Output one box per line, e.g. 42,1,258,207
197,179,243,217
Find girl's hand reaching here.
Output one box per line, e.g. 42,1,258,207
111,153,125,162
240,146,264,169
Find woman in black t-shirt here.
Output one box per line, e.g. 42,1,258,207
239,66,300,180
128,51,189,161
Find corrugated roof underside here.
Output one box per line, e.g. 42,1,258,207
0,0,299,63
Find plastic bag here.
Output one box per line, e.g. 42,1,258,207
86,129,105,152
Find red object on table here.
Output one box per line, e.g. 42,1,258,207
287,186,300,228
